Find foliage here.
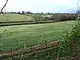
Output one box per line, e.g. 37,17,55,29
26,11,32,14
59,40,72,57
76,15,80,20
62,20,80,57
21,11,25,15
70,21,80,43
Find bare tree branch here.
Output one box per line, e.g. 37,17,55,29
0,0,11,22
1,0,8,13
0,0,9,37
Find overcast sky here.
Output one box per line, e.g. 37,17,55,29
0,0,80,13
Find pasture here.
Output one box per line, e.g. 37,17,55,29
0,21,75,51
0,14,52,22
0,14,32,22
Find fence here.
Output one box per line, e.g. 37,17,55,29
0,41,59,60
0,41,78,60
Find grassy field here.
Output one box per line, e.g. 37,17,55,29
0,14,33,22
0,14,52,22
0,21,75,51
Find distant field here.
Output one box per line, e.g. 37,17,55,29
0,14,52,22
0,14,33,22
0,21,75,51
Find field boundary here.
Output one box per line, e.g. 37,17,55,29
0,20,54,27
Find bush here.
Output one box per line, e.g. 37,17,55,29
63,21,80,59
76,15,80,20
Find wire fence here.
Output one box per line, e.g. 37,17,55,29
0,41,59,60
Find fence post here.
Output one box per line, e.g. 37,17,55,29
19,51,23,60
56,41,60,60
11,51,15,60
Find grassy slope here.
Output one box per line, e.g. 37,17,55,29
0,14,53,22
0,21,75,51
0,14,33,22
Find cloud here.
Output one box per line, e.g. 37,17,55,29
0,0,78,13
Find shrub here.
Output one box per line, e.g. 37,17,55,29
76,15,80,20
63,21,80,59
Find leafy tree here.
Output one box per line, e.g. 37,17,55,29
26,11,32,14
21,11,25,15
17,11,21,14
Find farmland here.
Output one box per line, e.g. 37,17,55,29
0,0,80,59
0,14,52,22
0,13,79,60
0,21,75,51
0,14,32,22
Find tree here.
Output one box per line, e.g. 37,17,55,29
40,12,44,14
21,11,25,14
76,10,80,20
26,11,32,14
76,9,80,14
0,0,8,13
17,11,21,14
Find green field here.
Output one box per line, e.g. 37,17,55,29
0,21,75,51
0,14,30,22
0,14,52,22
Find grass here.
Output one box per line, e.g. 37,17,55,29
0,21,75,51
0,14,53,22
0,14,33,22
